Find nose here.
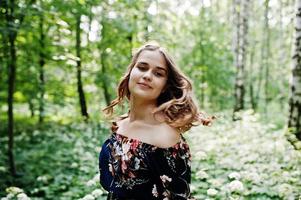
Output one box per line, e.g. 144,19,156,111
142,70,152,81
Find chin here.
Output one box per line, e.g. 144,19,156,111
131,91,158,101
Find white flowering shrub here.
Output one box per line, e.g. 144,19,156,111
0,120,108,199
189,110,301,199
207,188,218,196
1,111,300,199
1,187,30,200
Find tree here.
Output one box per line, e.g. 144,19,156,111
288,0,301,148
38,3,46,123
75,13,89,120
233,0,250,119
4,0,36,177
263,0,271,115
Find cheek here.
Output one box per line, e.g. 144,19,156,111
129,68,140,81
156,79,167,92
128,69,139,89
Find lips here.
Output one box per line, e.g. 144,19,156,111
137,82,152,89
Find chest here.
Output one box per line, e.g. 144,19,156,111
116,124,163,145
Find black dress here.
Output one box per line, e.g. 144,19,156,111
99,123,192,200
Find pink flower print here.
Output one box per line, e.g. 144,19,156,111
183,143,189,150
130,140,140,151
109,163,115,176
128,171,136,178
172,150,177,158
116,134,123,142
152,184,159,197
122,142,131,154
162,191,170,199
121,159,127,173
160,175,172,183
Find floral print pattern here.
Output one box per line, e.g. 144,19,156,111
99,131,192,199
108,133,154,189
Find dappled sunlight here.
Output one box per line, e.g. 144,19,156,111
1,0,300,198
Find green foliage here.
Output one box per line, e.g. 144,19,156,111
189,110,301,199
1,111,300,199
0,0,300,199
0,0,294,116
180,11,234,110
0,117,108,199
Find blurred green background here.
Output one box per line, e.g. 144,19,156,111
1,0,301,199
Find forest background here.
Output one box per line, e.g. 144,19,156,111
1,0,301,199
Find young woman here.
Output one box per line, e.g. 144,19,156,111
99,43,212,200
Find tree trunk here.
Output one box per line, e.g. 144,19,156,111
255,45,264,110
0,43,3,89
143,2,150,41
263,0,270,115
5,0,17,177
1,29,9,99
288,0,301,147
99,20,111,106
278,0,286,112
5,0,35,177
233,0,250,119
7,27,17,178
28,98,35,117
199,0,206,109
233,0,243,116
75,14,89,120
38,11,45,123
100,51,111,106
129,13,137,58
249,44,256,110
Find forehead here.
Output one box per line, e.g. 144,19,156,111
136,50,167,70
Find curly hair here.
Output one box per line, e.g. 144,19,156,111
103,42,214,133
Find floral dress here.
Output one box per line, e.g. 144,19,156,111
98,122,192,200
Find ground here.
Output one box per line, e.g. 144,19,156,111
1,110,300,199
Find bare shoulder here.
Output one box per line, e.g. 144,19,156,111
115,117,129,134
154,123,182,148
116,116,127,127
115,115,181,148
153,112,182,147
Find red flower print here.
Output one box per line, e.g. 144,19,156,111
130,140,140,151
172,151,177,158
121,159,127,173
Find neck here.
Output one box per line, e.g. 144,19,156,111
128,96,158,124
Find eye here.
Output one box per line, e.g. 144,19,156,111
154,72,163,77
137,65,147,71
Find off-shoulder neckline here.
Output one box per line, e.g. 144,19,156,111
112,132,185,150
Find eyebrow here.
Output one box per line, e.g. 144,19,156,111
137,61,167,73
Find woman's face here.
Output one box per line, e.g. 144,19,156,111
128,50,168,102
